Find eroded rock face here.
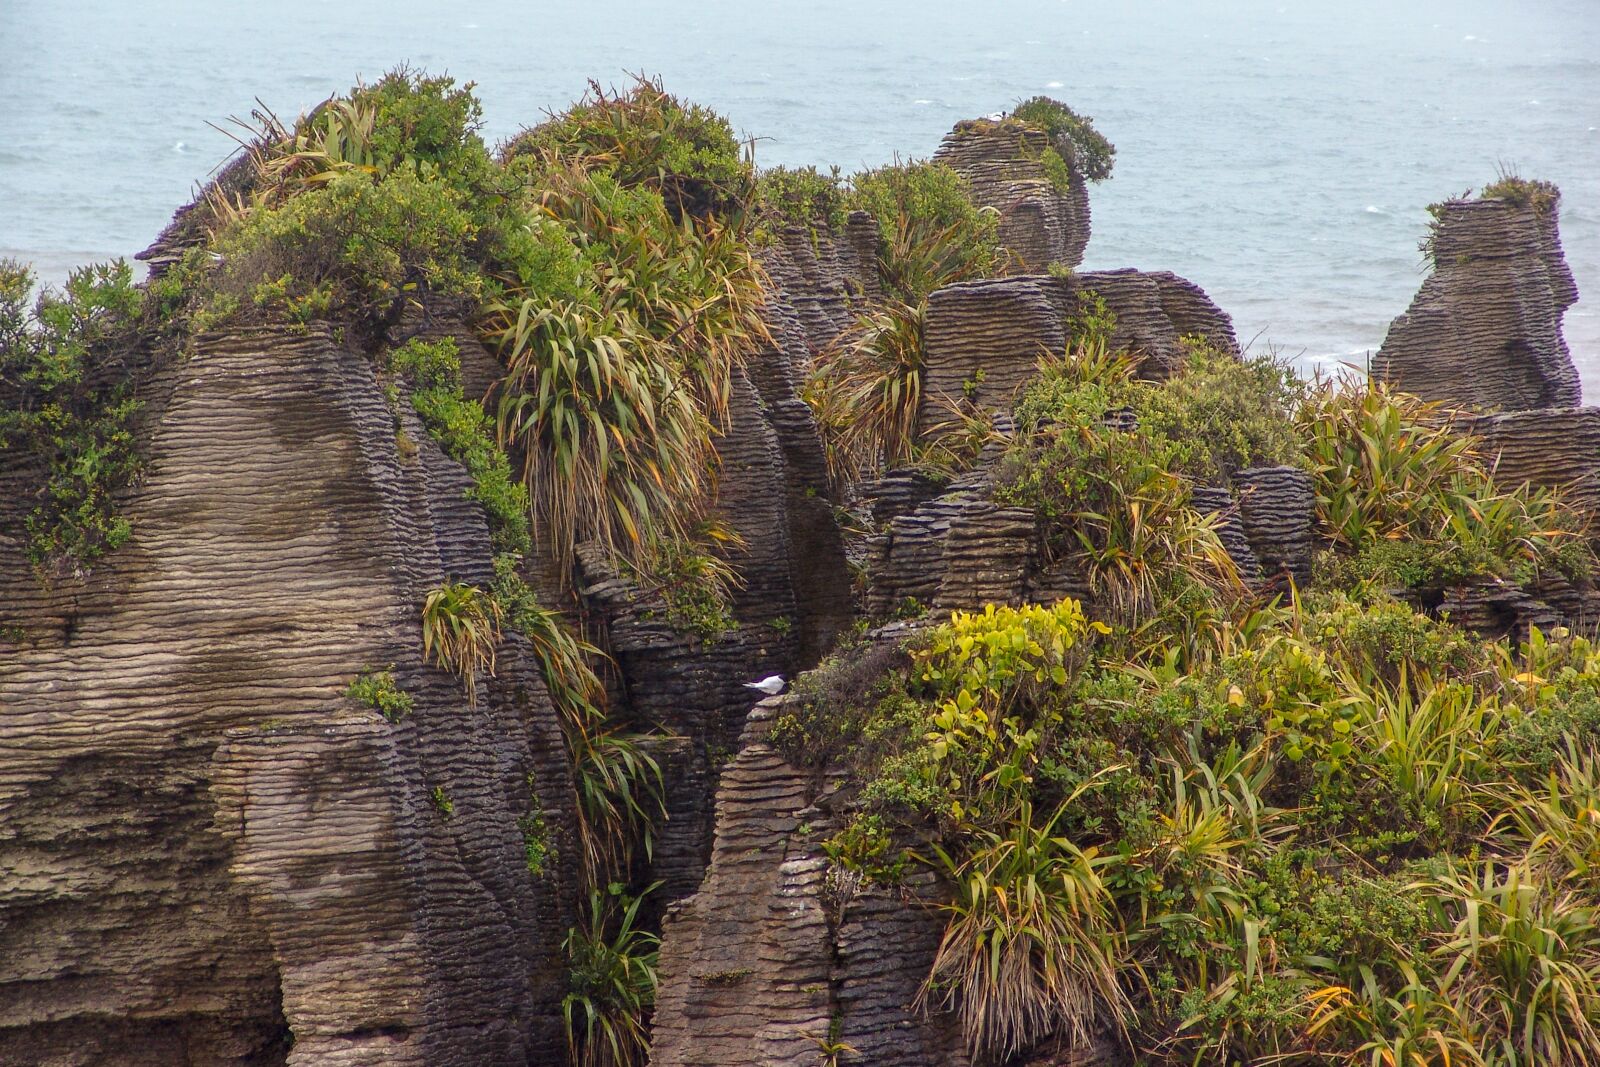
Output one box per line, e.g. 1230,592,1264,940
917,271,1238,429
650,695,970,1067
1471,407,1600,517
1374,193,1581,411
0,324,578,1065
934,119,1092,272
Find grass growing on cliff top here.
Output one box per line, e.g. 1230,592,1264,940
503,75,752,220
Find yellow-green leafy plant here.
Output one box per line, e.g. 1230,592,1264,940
1429,861,1600,1065
920,798,1130,1060
563,885,661,1067
421,581,504,707
1303,963,1483,1066
485,161,768,577
1299,376,1589,590
1494,739,1600,895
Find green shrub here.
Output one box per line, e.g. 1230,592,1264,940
844,160,1000,302
1136,341,1306,482
1480,173,1559,214
996,363,1242,619
345,666,414,721
634,530,740,644
505,75,750,219
1,260,146,576
754,164,845,239
1010,97,1116,183
211,165,486,325
1299,377,1592,590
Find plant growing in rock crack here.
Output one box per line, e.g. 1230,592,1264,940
563,884,661,1067
421,581,503,707
345,666,414,722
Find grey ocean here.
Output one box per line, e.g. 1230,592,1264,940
2,0,1597,385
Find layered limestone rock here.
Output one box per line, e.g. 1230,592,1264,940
568,227,862,904
650,694,970,1067
917,270,1239,430
934,119,1091,272
0,323,578,1066
1374,190,1581,411
1471,407,1600,518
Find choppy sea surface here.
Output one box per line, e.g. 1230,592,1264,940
2,0,1597,387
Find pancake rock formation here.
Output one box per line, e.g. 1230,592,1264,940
1374,182,1581,411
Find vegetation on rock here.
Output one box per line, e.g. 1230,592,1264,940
1010,96,1117,185
778,303,1600,1061
0,260,148,577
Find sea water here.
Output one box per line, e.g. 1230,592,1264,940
2,0,1596,386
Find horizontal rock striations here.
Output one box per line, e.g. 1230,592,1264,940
650,695,970,1067
934,118,1091,273
917,271,1238,431
1471,407,1600,519
0,323,578,1066
1374,190,1581,411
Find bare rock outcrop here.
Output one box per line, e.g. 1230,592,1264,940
1374,189,1581,411
0,323,578,1065
917,271,1238,431
650,696,969,1067
1471,407,1600,518
934,119,1091,272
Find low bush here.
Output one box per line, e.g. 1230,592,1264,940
0,260,146,576
794,582,1600,1062
1010,96,1116,184
1300,377,1592,592
504,75,751,220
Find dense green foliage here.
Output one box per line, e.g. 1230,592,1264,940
1010,96,1117,184
844,160,1001,303
777,589,1600,1063
345,666,415,722
1299,378,1588,591
0,260,147,576
753,164,846,241
783,303,1600,1061
505,76,751,219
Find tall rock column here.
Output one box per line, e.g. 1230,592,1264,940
1374,184,1580,411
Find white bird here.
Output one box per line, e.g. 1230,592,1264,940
985,111,1006,121
743,674,786,696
